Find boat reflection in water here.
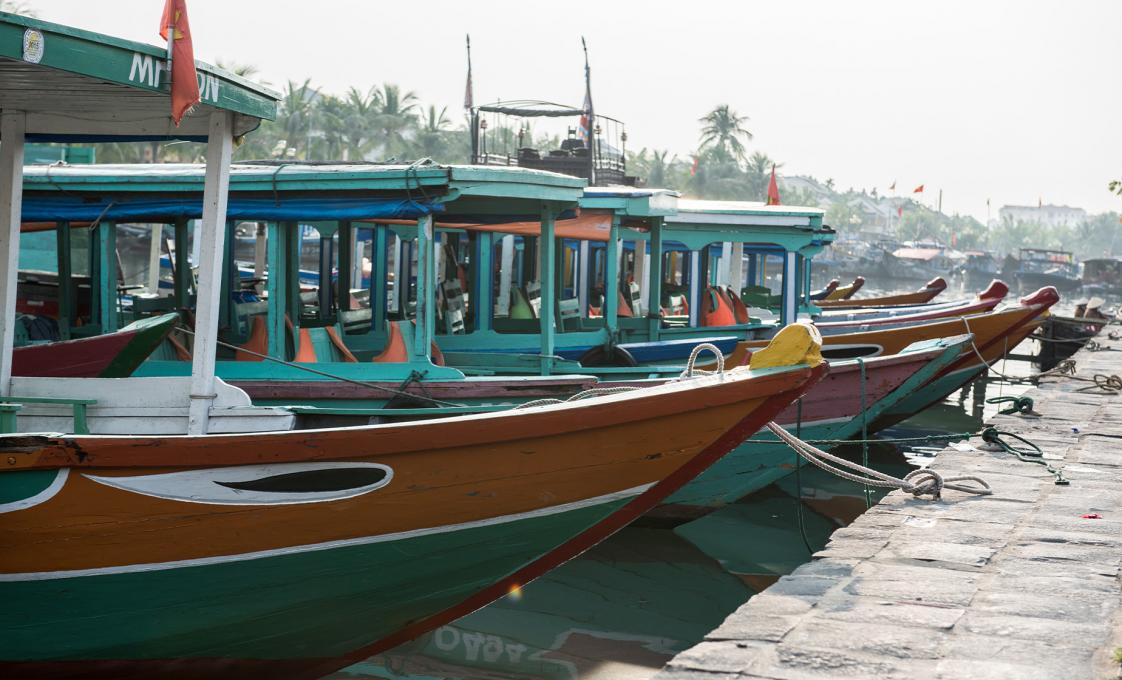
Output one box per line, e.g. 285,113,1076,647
335,351,1036,680
336,528,751,680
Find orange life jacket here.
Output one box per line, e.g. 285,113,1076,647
701,286,737,327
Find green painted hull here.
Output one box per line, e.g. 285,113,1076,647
661,341,965,512
0,496,631,669
871,363,985,431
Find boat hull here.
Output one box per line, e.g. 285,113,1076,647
12,313,178,378
0,353,826,677
649,337,966,519
816,277,947,309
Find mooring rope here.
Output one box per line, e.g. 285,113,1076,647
675,342,726,381
980,427,1069,485
767,422,992,500
514,385,640,410
986,395,1037,416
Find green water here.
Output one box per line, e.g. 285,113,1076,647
330,343,1039,680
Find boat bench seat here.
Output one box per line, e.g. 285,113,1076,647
8,376,295,435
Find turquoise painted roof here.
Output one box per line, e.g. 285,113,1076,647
21,163,585,212
580,185,679,217
0,11,278,140
662,199,833,253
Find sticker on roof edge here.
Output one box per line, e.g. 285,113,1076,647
22,28,44,64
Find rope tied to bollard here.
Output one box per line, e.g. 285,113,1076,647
979,427,1069,485
766,422,993,501
986,395,1038,416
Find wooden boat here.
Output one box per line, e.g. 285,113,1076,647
809,279,839,301
1011,248,1081,294
815,277,948,309
811,280,1008,332
647,333,968,521
740,286,1057,362
1082,258,1122,296
816,279,1006,321
824,276,865,300
0,323,826,677
12,312,178,378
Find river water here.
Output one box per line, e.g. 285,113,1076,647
329,285,1044,680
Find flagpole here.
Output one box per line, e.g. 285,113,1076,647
465,34,478,164
582,37,595,186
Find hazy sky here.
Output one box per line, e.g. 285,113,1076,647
27,0,1122,221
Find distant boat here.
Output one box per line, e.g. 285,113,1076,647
1010,248,1081,293
1081,257,1122,296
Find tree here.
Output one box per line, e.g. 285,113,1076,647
745,152,780,200
275,79,319,159
698,105,752,165
415,105,452,160
370,83,419,158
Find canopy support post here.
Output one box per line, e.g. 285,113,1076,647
147,223,163,294
56,221,72,340
497,235,514,317
782,250,797,326
253,222,266,293
372,226,387,331
577,240,590,314
0,111,25,397
95,221,118,333
646,218,663,340
688,250,701,327
633,239,646,316
474,231,493,332
604,215,620,336
413,215,434,361
338,220,353,317
729,242,744,294
187,111,234,436
266,221,286,359
173,218,190,308
539,205,556,375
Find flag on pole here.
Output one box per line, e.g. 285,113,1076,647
689,154,699,177
159,0,200,126
577,90,591,144
897,206,904,217
889,180,896,191
913,184,924,193
463,35,473,110
767,166,781,206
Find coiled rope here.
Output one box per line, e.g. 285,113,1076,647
766,422,992,500
986,395,1037,415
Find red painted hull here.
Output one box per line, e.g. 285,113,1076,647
12,332,136,378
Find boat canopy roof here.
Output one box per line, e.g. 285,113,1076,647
580,186,679,218
662,199,833,253
20,162,585,224
892,247,944,261
0,11,277,141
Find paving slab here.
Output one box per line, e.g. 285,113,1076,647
657,331,1122,680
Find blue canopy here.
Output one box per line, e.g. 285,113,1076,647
21,195,443,223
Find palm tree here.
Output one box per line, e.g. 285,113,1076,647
745,151,781,200
277,79,318,159
415,105,452,159
370,84,419,157
698,105,752,165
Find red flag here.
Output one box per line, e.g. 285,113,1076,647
897,206,904,217
913,184,924,193
689,154,699,177
766,166,781,206
160,0,200,126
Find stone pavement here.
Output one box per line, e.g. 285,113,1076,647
658,332,1122,680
